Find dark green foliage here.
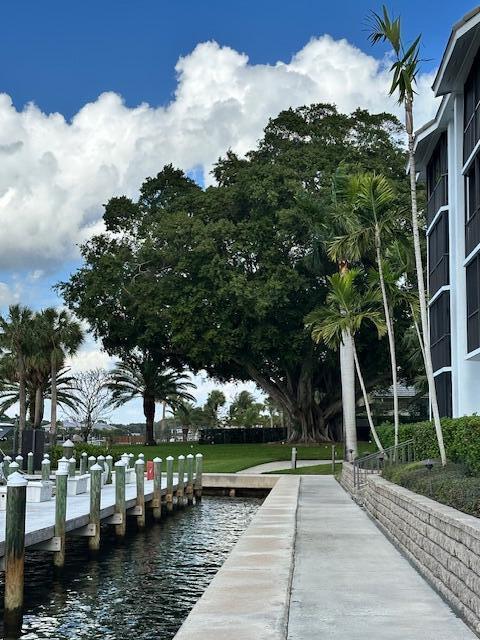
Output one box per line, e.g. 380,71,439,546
50,443,111,466
59,104,412,441
378,416,480,474
383,462,480,517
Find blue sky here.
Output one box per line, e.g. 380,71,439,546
0,1,474,422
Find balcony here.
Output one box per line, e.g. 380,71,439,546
427,174,448,226
466,206,480,256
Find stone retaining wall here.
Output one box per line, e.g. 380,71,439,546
338,461,356,495
362,474,480,635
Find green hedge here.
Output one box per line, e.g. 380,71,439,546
382,462,480,517
50,443,111,466
377,416,480,475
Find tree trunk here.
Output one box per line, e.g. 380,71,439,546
375,234,399,446
406,100,447,466
144,394,156,445
18,357,26,453
34,387,43,429
340,330,357,460
182,427,189,442
50,352,58,440
352,339,384,452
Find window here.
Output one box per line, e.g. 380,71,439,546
434,372,452,418
429,291,451,371
426,132,448,226
466,254,480,352
465,155,480,255
464,49,480,162
428,212,449,295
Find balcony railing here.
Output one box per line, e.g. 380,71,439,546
429,254,449,296
427,174,448,226
431,333,451,371
466,206,480,256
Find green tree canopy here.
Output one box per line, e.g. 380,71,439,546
59,104,411,441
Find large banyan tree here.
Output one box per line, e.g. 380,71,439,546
59,104,412,441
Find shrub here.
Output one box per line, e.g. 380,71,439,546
377,416,480,474
383,462,480,517
49,443,112,466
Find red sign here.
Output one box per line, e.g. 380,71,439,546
146,460,154,480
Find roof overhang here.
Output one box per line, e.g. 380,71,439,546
433,7,480,96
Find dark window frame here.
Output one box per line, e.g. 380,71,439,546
426,132,448,226
465,154,480,256
428,211,449,295
434,371,452,418
464,48,480,162
429,291,451,371
466,254,480,353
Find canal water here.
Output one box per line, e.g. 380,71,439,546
1,496,262,640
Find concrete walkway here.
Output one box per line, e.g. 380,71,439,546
287,477,477,639
237,460,327,474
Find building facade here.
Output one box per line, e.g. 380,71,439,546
415,8,480,417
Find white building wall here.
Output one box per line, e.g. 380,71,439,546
450,92,480,416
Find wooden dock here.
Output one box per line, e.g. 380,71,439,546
0,475,175,558
0,450,203,638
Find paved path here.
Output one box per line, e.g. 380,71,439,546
287,476,476,639
237,460,327,474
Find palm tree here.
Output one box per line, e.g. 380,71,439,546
0,360,78,425
329,172,401,446
38,308,83,439
205,389,226,427
173,401,198,442
306,269,386,453
369,7,446,466
0,305,34,449
107,353,196,444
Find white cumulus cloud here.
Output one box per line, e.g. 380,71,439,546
0,35,439,272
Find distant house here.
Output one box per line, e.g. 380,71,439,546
414,8,480,417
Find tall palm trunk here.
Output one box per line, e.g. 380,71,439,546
34,386,43,428
144,394,156,445
406,99,446,466
352,339,384,452
50,352,58,440
411,305,426,363
18,355,26,453
340,330,358,460
375,232,400,446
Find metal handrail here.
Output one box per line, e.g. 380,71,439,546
352,439,415,489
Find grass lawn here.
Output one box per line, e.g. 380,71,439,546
267,462,343,475
110,442,373,473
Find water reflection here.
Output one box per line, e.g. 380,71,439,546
1,497,262,639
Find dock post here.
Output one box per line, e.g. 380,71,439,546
80,452,88,475
166,456,174,513
135,459,145,529
195,454,203,502
4,471,28,639
186,454,194,505
3,455,12,478
87,455,96,471
41,457,51,482
138,453,145,462
62,439,74,460
27,451,34,475
114,461,126,538
68,456,76,478
152,457,162,521
97,455,105,472
176,455,185,508
128,453,134,468
53,469,68,568
15,455,23,471
105,455,113,484
89,464,102,552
